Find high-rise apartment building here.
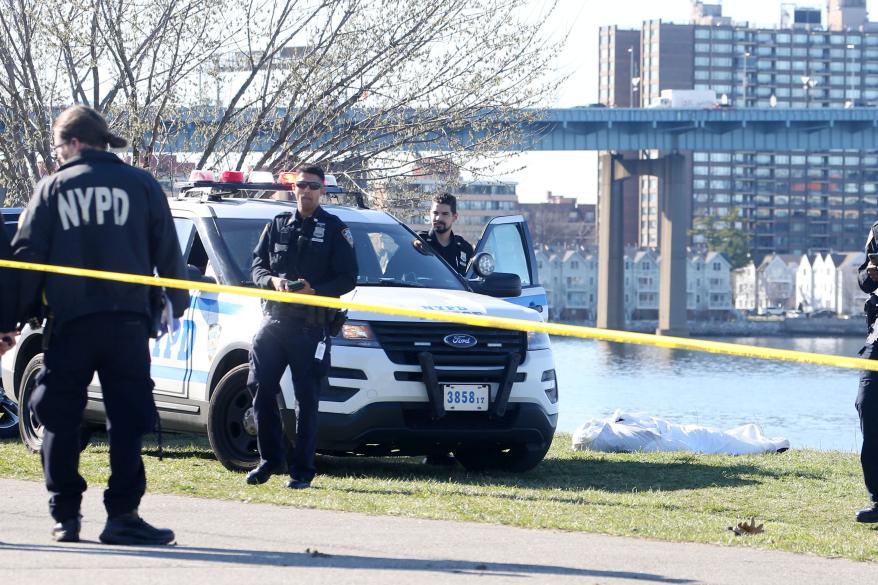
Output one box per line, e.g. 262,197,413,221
599,0,878,259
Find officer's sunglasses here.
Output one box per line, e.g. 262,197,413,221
295,181,323,191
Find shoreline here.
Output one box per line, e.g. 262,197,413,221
558,318,866,338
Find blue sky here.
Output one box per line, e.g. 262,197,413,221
501,0,878,204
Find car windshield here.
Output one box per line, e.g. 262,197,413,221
214,217,467,291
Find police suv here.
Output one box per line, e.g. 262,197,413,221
2,172,558,472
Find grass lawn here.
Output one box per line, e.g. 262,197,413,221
1,433,876,561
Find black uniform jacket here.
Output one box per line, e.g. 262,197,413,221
859,221,878,296
417,229,474,275
252,206,358,312
0,227,18,331
13,150,189,325
858,221,878,349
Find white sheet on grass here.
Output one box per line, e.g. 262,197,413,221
571,410,790,455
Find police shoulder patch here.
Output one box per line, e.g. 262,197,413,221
342,227,354,247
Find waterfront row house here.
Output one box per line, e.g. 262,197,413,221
732,251,868,315
535,248,732,321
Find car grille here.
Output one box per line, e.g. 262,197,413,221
370,321,526,366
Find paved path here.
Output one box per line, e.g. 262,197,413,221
0,478,875,584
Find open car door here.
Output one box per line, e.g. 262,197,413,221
469,215,548,318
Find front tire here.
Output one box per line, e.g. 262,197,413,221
207,364,260,472
18,354,45,453
453,440,552,473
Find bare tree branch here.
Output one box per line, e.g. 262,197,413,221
0,0,563,207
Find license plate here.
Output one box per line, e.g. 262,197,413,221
443,384,489,411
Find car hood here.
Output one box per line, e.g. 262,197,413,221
345,286,540,323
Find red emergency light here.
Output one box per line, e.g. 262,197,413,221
220,170,245,182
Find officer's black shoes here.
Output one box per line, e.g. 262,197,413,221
99,511,175,545
856,504,878,523
245,461,286,485
285,478,311,490
52,516,81,542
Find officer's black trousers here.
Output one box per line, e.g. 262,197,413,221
858,364,878,504
247,317,325,483
31,313,156,522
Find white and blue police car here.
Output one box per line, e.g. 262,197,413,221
2,172,558,472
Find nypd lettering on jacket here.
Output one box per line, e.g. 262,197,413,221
58,187,130,230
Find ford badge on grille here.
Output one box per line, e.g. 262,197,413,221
443,334,478,348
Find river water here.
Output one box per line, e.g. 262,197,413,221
551,335,866,453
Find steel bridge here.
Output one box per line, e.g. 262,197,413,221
514,107,878,336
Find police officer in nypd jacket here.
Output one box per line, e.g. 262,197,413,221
417,192,474,275
13,105,188,544
856,222,878,523
248,165,358,489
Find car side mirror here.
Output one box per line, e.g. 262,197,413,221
469,272,521,298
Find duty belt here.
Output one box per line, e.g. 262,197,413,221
266,301,312,321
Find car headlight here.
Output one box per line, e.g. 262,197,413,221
334,320,380,348
527,331,551,351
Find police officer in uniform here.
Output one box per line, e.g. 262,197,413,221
247,165,358,489
13,105,189,543
856,223,878,523
416,192,474,467
417,193,474,275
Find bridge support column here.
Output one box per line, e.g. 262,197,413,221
656,153,690,337
596,153,628,330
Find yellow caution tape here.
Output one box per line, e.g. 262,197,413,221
0,258,875,372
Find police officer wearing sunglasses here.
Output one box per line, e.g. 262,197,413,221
247,165,358,489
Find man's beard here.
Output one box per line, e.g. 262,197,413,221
433,223,450,234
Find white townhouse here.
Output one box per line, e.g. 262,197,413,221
755,253,797,313
627,248,659,320
687,252,732,317
814,253,847,312
560,250,596,320
731,262,757,312
703,252,732,316
795,254,819,313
